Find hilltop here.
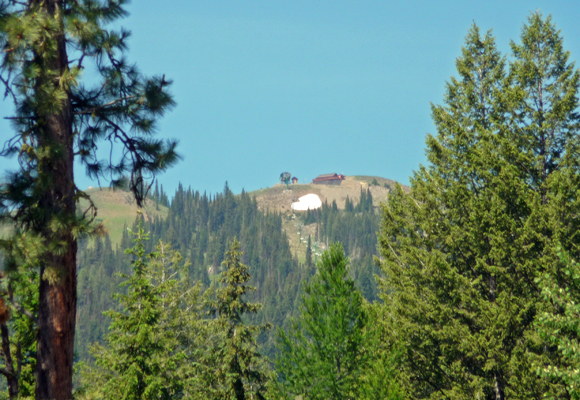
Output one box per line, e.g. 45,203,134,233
248,175,408,262
27,175,405,250
249,175,405,214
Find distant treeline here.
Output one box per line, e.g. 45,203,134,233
75,182,382,360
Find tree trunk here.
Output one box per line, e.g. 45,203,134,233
493,372,504,400
36,244,77,400
1,323,19,399
33,1,77,399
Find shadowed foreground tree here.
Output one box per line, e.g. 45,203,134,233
0,1,178,398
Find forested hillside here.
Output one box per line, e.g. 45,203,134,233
3,3,580,398
75,182,382,360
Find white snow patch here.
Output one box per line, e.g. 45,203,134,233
291,194,322,211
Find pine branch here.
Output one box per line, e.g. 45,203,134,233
75,95,138,115
0,367,13,379
7,283,35,322
0,75,18,104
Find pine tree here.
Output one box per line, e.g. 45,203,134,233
305,235,313,270
204,239,271,400
0,2,178,398
274,243,397,399
377,15,580,399
82,221,203,400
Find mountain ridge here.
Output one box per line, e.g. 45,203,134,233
75,175,406,248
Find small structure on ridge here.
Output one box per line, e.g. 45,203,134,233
280,172,292,189
312,173,345,185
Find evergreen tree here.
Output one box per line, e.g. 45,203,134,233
378,15,580,399
275,243,396,399
0,1,178,398
0,234,40,399
154,181,160,211
81,221,203,400
205,239,271,400
305,235,313,270
535,248,580,398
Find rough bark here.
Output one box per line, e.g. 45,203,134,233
0,323,18,399
493,373,504,400
33,1,77,399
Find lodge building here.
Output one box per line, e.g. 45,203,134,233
312,173,345,185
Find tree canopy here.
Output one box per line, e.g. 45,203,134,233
0,1,178,397
275,243,400,399
378,13,580,399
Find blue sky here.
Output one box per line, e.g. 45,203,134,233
2,1,580,196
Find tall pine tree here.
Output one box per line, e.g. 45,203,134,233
378,15,580,399
0,1,178,398
204,239,271,400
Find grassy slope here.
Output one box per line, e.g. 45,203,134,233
1,188,168,247
78,188,169,247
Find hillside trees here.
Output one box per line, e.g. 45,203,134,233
79,224,273,400
0,1,178,398
81,221,208,399
305,235,313,271
305,194,382,300
378,14,580,399
73,184,309,361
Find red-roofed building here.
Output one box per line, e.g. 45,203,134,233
312,173,345,185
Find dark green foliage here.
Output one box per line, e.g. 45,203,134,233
305,236,313,270
355,188,373,213
203,239,271,400
378,15,580,399
0,1,179,396
81,220,206,399
344,196,354,212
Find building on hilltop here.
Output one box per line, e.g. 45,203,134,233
312,173,345,185
292,177,298,184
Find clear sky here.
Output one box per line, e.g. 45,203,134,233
2,1,580,196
